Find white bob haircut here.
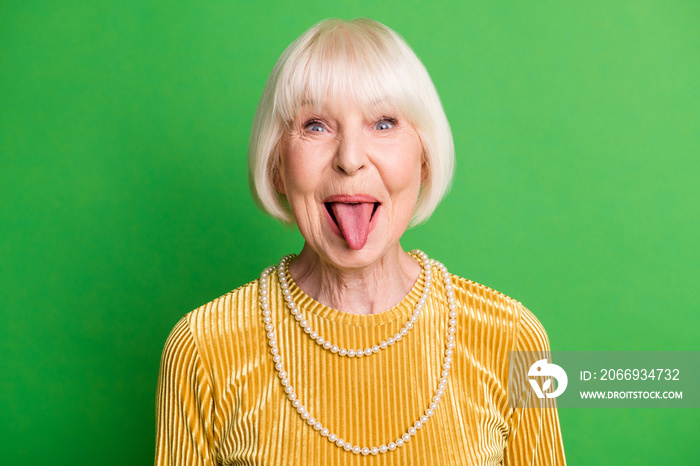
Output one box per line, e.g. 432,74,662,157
248,18,454,227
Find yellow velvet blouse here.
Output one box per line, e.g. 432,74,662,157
155,252,566,465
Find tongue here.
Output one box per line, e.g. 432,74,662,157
330,202,374,250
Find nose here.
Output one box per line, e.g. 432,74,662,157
333,129,367,175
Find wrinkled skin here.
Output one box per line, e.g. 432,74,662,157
277,95,425,315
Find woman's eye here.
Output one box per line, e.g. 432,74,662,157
304,120,326,132
374,119,396,130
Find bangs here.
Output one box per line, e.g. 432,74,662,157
274,20,422,125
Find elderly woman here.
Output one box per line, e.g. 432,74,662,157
155,18,566,465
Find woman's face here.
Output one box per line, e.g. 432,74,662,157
278,95,424,270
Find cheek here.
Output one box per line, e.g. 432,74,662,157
281,150,322,195
384,144,423,194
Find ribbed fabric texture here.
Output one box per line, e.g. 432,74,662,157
155,253,566,465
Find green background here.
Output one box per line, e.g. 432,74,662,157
2,1,698,464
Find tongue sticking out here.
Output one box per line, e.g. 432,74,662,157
329,202,375,250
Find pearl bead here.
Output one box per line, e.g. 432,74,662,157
313,422,322,430
328,433,337,442
414,421,423,429
339,349,348,356
370,447,379,455
388,442,396,451
361,447,370,455
396,439,404,447
352,446,360,454
402,433,411,442
343,442,352,451
331,345,339,353
323,342,332,349
379,445,388,453
347,349,356,357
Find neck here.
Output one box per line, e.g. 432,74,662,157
288,243,421,315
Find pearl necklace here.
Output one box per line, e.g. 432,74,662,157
277,250,434,357
258,251,458,456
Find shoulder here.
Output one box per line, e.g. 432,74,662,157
447,272,552,352
161,278,264,366
448,273,522,324
185,279,261,332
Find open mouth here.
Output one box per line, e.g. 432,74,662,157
323,200,381,250
324,202,380,227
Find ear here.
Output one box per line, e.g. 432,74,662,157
420,156,429,187
272,164,285,195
